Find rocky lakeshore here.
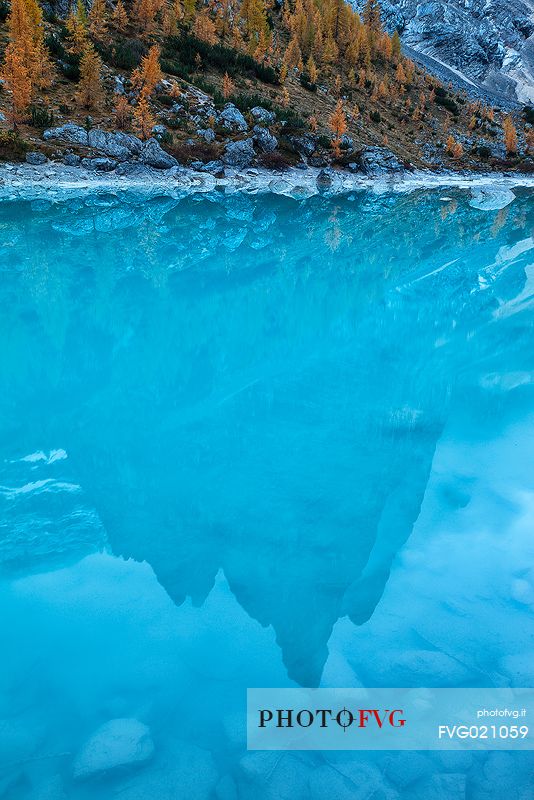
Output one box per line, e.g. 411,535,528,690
0,113,532,208
1,153,533,211
2,120,534,208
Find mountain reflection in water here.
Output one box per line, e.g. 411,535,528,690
0,188,533,693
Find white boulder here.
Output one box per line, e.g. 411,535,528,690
72,718,154,780
469,186,515,211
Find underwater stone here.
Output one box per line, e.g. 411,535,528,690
469,186,515,210
72,718,154,780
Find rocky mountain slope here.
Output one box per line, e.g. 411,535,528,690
353,0,534,105
1,0,533,176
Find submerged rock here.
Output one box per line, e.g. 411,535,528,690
469,185,515,210
73,718,154,780
410,772,466,800
112,741,218,800
223,139,255,168
316,167,344,193
360,146,404,177
140,138,178,169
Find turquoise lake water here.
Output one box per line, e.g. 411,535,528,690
0,187,533,798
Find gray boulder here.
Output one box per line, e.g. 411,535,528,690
197,128,216,143
26,152,47,165
63,153,81,167
200,159,224,174
81,157,117,172
140,138,178,169
151,124,167,138
114,75,126,95
359,146,404,177
87,129,131,161
287,134,317,157
308,155,327,167
219,104,248,132
43,123,88,146
223,139,255,168
113,132,143,156
340,133,354,151
250,106,276,125
253,125,278,153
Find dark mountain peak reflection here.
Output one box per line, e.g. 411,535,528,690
1,190,533,685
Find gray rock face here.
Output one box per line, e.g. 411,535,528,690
26,152,47,165
359,146,404,177
87,129,131,161
350,0,534,104
253,126,278,152
114,75,126,95
43,125,144,162
250,106,276,125
113,132,143,156
219,104,248,132
222,138,255,167
287,134,317,158
63,153,81,167
43,123,88,146
197,128,216,143
140,138,178,169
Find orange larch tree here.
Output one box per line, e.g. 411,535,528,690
503,116,518,156
112,0,130,32
131,45,163,96
89,0,109,41
329,98,347,157
76,43,105,110
1,44,32,125
133,93,156,139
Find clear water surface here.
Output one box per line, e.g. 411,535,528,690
0,187,533,799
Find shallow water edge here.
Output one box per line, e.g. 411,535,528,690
1,161,534,204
